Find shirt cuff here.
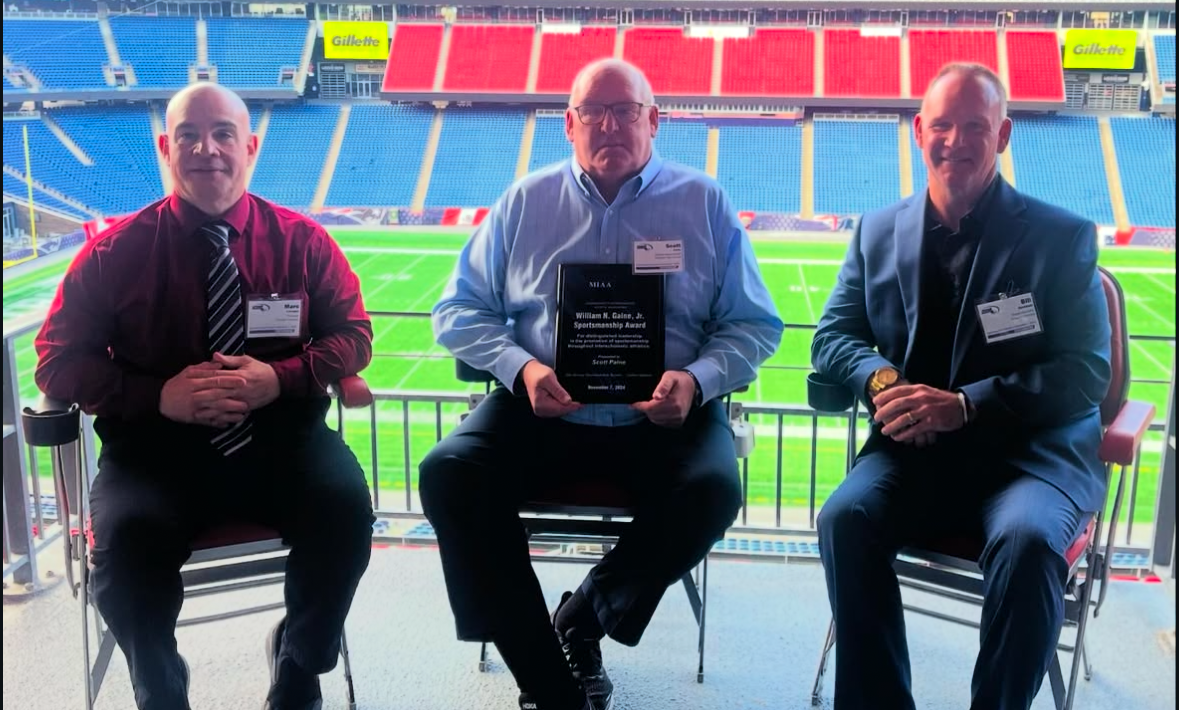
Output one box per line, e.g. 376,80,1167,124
492,346,537,394
269,357,311,398
684,361,723,404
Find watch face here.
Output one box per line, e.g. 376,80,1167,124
878,368,899,386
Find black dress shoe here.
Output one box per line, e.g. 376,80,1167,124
553,592,615,710
263,618,323,710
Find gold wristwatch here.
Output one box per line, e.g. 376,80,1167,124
866,367,901,398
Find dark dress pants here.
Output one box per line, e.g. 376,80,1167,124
88,403,374,710
816,437,1088,710
418,387,743,648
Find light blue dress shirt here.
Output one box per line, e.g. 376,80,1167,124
433,150,784,427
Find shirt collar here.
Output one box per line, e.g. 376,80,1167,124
925,172,1001,236
569,148,665,204
167,192,251,238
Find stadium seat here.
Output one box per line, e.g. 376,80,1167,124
3,19,109,90
108,16,196,88
623,28,713,95
1110,117,1177,228
528,115,573,172
249,104,339,208
1153,34,1176,85
384,24,445,91
909,30,998,98
654,119,709,172
824,29,900,98
812,118,900,214
425,110,526,207
443,24,533,92
206,18,307,88
454,360,752,683
717,124,803,212
327,104,436,208
807,267,1155,710
1011,116,1114,226
2,172,90,220
721,29,815,97
20,377,375,710
536,27,617,94
1006,31,1066,102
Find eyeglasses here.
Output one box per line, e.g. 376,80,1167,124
572,102,651,125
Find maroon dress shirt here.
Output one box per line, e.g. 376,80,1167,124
34,193,373,426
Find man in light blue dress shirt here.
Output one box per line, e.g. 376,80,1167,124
419,59,783,710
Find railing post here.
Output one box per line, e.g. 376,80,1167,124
1151,353,1176,575
2,334,39,589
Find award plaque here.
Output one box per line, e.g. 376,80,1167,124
554,263,665,404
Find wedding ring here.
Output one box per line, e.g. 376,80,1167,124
906,412,917,427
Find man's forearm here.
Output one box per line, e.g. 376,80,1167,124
269,329,372,398
35,354,165,419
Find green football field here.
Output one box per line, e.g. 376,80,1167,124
4,230,1175,524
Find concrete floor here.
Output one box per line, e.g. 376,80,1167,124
4,543,1175,710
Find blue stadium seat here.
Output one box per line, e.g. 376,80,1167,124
206,18,307,88
528,116,571,172
1154,35,1175,83
1110,117,1176,228
3,109,161,215
3,172,89,220
655,120,708,172
813,119,900,214
426,110,526,207
716,124,802,213
1010,115,1114,226
327,104,435,207
250,104,338,207
3,19,109,90
109,16,196,88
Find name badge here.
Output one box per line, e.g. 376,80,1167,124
975,292,1042,344
633,239,684,274
246,293,303,338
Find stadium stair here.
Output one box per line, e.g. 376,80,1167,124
706,127,719,179
997,29,1012,93
900,31,912,97
516,112,536,180
149,105,171,193
98,18,123,76
1097,116,1132,232
412,110,444,210
246,105,272,190
801,119,814,218
295,22,317,92
614,27,625,59
711,38,724,96
814,29,825,97
526,29,542,93
40,115,93,167
2,165,99,218
312,104,351,212
433,24,453,91
197,19,209,66
1000,142,1016,187
898,120,914,197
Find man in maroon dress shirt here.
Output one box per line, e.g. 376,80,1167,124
34,83,374,710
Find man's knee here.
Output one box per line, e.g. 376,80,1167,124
816,486,873,553
983,519,1068,580
419,443,493,517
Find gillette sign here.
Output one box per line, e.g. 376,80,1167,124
1063,30,1137,70
323,21,389,60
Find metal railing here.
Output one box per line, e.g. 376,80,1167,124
4,311,1175,586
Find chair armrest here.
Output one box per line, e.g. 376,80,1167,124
331,376,373,409
21,394,81,447
1098,400,1156,466
807,373,856,413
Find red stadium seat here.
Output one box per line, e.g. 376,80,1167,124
623,27,713,95
1007,31,1066,102
909,30,999,97
383,23,444,91
722,29,815,97
536,27,617,94
824,29,901,97
444,24,534,92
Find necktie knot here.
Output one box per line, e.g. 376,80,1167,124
201,221,233,249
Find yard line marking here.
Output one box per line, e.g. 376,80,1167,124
759,258,843,266
371,274,454,343
350,251,385,271
364,254,429,301
1143,273,1176,295
1126,294,1174,330
393,345,446,390
343,247,462,256
797,264,817,323
1130,339,1170,377
1106,266,1176,275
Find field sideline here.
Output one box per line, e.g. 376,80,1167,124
4,230,1175,522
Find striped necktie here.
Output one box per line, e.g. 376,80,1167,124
202,221,252,456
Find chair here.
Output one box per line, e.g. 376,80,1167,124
454,359,752,683
20,375,374,710
807,266,1156,710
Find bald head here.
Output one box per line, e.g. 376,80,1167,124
159,83,257,218
569,59,655,107
165,82,250,132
